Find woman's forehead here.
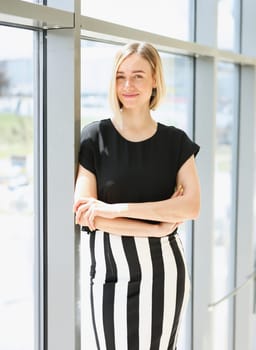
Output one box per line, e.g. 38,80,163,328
118,54,152,73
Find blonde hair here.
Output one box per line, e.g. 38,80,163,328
109,42,166,114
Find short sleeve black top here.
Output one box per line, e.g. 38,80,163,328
79,118,200,204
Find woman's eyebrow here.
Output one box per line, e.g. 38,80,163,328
117,69,146,74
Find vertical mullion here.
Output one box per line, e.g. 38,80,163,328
231,64,240,350
42,28,48,350
45,1,80,350
193,1,217,349
74,4,81,350
193,56,216,350
46,27,76,350
33,28,46,350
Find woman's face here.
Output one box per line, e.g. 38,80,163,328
116,53,156,111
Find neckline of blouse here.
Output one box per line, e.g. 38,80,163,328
108,118,160,144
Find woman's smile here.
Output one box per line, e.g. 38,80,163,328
122,93,139,98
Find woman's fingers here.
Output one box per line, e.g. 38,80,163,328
171,184,184,198
75,199,97,229
73,197,97,212
75,202,90,224
158,220,185,237
73,198,87,213
74,197,116,228
88,208,96,231
84,204,96,230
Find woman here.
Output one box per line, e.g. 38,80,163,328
74,42,200,350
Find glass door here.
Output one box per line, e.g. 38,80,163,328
0,25,39,350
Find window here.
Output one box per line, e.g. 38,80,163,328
81,41,117,126
217,0,240,51
212,62,239,350
82,0,194,41
0,25,38,350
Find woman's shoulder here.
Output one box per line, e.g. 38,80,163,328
81,118,110,141
158,122,200,157
158,122,187,139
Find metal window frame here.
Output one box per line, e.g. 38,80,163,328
80,16,256,65
0,0,74,29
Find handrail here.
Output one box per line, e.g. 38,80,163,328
208,270,256,311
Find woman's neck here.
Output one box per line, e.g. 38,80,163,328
113,108,154,130
111,109,157,142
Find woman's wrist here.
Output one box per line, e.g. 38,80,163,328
112,203,128,217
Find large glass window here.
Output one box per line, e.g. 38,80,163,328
80,39,194,350
212,62,239,350
0,26,37,350
217,0,240,51
82,0,194,41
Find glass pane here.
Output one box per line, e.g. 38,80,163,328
217,0,240,51
81,39,194,350
81,41,116,126
253,153,256,350
212,62,238,350
82,0,194,41
0,26,36,350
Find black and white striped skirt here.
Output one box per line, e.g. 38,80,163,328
82,230,190,350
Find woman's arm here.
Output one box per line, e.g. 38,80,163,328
75,155,200,229
124,155,200,222
74,165,181,237
87,217,179,238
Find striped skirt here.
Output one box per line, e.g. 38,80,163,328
83,230,190,350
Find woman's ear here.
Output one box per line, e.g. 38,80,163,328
152,75,157,88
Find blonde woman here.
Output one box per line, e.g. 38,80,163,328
74,42,200,350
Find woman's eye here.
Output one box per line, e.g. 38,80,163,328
116,76,124,80
134,75,143,79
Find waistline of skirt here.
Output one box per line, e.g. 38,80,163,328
80,225,178,239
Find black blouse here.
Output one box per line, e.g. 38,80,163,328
79,118,200,204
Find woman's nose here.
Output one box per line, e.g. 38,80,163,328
124,78,132,87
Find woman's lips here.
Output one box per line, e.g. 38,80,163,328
122,93,139,98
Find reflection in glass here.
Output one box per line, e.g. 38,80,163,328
217,0,240,51
213,62,238,350
82,0,194,41
81,40,194,350
0,26,35,350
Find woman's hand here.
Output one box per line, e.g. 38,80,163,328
156,221,181,237
74,197,119,230
155,185,184,237
172,184,184,198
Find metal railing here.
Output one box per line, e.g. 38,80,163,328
208,270,256,312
